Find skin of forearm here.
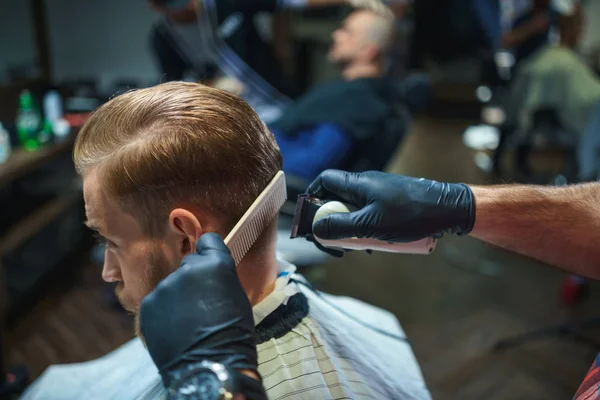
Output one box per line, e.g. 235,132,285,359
470,183,600,279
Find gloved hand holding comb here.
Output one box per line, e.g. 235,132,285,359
139,233,266,399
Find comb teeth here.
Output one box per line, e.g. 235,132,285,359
224,171,286,264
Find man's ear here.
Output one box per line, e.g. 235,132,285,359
168,208,203,256
365,44,380,63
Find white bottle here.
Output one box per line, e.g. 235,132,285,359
0,122,12,164
43,90,63,128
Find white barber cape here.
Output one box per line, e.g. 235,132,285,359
22,261,430,400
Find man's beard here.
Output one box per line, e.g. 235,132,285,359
115,246,173,339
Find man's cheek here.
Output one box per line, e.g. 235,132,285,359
115,283,137,313
117,266,149,309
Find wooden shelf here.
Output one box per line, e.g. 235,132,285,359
0,193,81,256
0,134,77,188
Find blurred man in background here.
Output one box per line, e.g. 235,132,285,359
504,3,600,179
501,0,555,66
149,0,391,123
271,8,403,181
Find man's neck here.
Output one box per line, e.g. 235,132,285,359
342,63,383,81
236,232,279,306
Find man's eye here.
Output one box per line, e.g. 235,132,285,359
93,232,106,246
93,232,116,249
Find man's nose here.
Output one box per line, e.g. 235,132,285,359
102,249,122,283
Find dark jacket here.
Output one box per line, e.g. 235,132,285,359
273,77,398,141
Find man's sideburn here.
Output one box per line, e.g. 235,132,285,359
115,242,175,337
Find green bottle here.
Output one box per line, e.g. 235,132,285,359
16,90,42,151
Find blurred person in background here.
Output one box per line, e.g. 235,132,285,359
503,3,600,180
149,0,391,124
270,8,403,181
501,0,555,66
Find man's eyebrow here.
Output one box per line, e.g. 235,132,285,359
84,220,103,232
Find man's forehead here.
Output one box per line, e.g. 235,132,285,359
345,14,358,28
82,169,147,238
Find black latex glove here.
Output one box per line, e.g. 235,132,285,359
139,233,261,392
307,170,476,242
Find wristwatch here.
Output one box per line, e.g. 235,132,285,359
167,361,238,400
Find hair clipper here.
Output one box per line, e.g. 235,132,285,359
290,194,436,255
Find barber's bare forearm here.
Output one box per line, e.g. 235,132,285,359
470,183,600,279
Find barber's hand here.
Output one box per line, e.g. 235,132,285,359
307,170,476,242
139,233,259,387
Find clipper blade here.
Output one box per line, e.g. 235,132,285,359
290,195,327,239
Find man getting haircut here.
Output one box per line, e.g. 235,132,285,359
22,82,430,400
